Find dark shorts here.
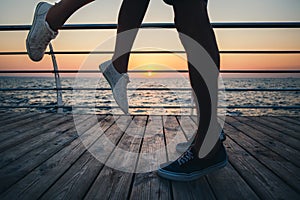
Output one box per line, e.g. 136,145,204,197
164,0,208,6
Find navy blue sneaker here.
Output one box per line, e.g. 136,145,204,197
158,143,228,181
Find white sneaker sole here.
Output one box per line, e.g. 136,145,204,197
26,2,50,61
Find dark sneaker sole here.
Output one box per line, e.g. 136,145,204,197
157,156,228,181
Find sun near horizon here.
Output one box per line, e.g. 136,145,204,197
0,0,299,78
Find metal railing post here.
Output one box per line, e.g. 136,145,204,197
49,43,63,113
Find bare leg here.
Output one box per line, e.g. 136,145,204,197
112,0,150,73
46,0,95,31
173,0,221,157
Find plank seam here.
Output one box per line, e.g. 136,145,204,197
39,115,116,199
225,121,300,194
127,115,149,200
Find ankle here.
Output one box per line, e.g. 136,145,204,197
45,21,57,32
206,140,222,158
112,60,127,74
46,15,58,31
45,6,61,32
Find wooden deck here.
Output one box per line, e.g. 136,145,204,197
0,112,299,200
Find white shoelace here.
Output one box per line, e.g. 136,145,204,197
35,22,57,49
177,149,194,166
37,33,52,49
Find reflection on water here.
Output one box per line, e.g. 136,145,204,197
0,77,299,116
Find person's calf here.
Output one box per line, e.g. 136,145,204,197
46,0,95,31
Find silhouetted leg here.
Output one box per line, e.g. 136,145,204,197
45,0,149,74
173,0,221,157
46,0,95,31
112,0,150,73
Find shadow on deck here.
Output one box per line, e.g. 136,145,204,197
0,112,299,199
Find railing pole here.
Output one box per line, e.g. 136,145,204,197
49,43,63,113
190,90,195,116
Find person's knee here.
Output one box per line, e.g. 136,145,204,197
173,0,207,29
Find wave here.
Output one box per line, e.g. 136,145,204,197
0,77,299,116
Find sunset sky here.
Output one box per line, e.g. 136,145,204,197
0,0,299,78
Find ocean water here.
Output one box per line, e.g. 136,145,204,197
0,76,299,116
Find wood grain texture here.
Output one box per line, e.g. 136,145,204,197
225,118,300,193
0,112,299,199
130,116,172,200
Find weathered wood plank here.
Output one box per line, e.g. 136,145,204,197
278,116,300,126
104,115,146,167
249,116,300,140
84,115,133,171
234,117,300,155
0,113,53,143
163,115,187,162
261,116,300,136
163,116,216,200
177,115,197,140
230,117,300,167
207,162,260,200
135,116,166,172
0,113,69,153
0,113,299,199
35,116,117,200
0,111,12,116
224,129,299,199
84,115,146,200
0,115,74,168
41,152,102,200
130,172,171,200
130,116,172,200
0,115,94,194
0,112,27,122
224,118,300,192
0,112,37,127
0,112,50,132
0,115,110,199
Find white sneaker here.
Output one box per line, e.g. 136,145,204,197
176,129,226,153
99,60,130,114
26,2,58,62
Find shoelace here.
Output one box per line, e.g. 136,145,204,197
177,148,194,166
34,23,57,49
112,73,130,90
36,31,54,49
121,73,130,83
